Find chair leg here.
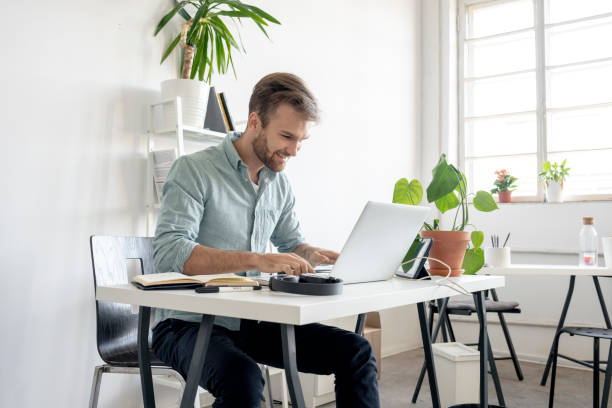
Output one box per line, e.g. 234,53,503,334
445,312,457,342
548,330,564,408
264,366,274,408
601,340,612,408
593,338,599,408
490,289,524,381
89,365,104,408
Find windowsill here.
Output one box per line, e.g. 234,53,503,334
494,196,612,204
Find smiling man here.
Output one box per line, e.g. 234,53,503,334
151,73,380,407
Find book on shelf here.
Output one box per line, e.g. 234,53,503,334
219,92,235,131
150,148,177,203
131,272,259,290
203,87,235,133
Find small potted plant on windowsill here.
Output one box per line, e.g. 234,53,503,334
393,154,499,276
539,159,570,203
490,169,518,203
154,0,280,128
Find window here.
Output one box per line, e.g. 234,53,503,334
458,0,612,200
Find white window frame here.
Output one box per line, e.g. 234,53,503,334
457,0,612,202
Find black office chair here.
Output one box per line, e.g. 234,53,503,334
548,326,612,408
89,235,201,408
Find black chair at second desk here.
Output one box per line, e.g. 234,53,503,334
89,235,202,408
412,292,524,407
548,327,612,408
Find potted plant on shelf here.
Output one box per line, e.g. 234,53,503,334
154,0,280,128
490,169,518,203
393,154,498,276
538,159,570,203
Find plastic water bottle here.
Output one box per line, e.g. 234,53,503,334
579,217,598,267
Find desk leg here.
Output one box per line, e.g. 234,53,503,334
417,301,441,408
541,275,576,386
473,290,489,408
593,277,611,329
138,306,155,408
280,324,305,408
179,314,214,408
412,298,449,404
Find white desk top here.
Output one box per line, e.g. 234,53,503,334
97,275,505,326
481,264,612,277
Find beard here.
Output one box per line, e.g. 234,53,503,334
252,130,287,172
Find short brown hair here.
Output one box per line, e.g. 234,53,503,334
248,73,319,127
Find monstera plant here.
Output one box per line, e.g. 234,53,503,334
393,154,498,275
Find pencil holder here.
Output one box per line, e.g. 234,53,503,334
484,247,511,268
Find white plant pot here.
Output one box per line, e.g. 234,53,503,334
546,180,564,203
161,79,210,128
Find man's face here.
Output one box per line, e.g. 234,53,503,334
252,104,310,172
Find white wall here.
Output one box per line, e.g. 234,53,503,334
0,1,422,406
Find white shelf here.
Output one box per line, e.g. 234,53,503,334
150,126,226,143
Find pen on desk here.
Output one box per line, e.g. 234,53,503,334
195,286,262,293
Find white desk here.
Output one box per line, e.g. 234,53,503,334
480,264,611,387
97,275,505,408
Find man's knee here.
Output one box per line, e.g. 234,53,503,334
336,332,377,370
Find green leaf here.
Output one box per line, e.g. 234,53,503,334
542,161,551,172
473,191,498,212
154,1,190,36
455,170,467,195
426,154,459,203
178,8,191,21
471,231,484,249
435,191,460,213
187,6,208,44
462,247,484,275
160,33,181,64
245,4,281,24
393,178,423,205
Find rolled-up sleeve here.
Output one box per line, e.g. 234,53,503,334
153,156,206,273
270,183,306,253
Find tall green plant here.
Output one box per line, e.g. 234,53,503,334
155,0,280,83
393,154,499,274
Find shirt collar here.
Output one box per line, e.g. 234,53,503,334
223,131,244,170
222,131,279,181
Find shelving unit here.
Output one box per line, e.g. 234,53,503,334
145,97,226,235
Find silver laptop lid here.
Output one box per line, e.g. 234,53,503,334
330,201,430,284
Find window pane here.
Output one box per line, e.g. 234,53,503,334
467,31,535,77
548,106,612,152
466,73,536,117
468,0,533,38
547,16,612,66
547,61,612,108
466,155,537,197
546,0,612,24
466,113,536,157
548,150,612,195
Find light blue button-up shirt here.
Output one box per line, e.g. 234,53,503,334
152,132,306,330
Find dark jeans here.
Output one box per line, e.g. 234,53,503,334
152,318,380,408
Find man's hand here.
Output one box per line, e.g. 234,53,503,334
294,244,340,267
256,253,314,275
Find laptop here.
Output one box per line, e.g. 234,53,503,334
316,201,430,284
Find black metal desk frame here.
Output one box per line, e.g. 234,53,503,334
135,290,492,408
540,275,612,386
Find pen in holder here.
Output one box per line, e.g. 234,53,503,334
486,233,511,267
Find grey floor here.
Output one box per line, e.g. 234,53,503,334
320,349,610,407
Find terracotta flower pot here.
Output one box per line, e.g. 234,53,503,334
420,230,471,277
498,190,512,203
